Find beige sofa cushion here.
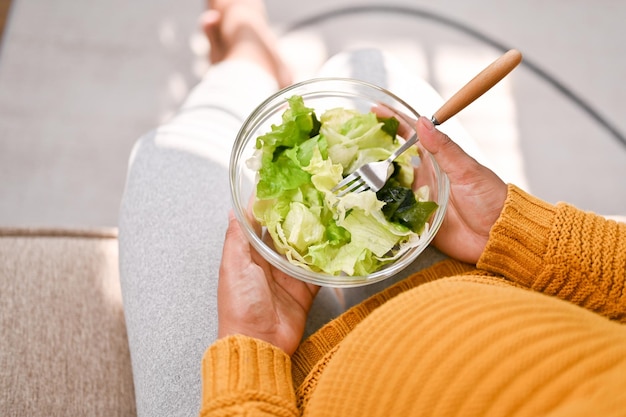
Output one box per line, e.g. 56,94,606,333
0,228,136,416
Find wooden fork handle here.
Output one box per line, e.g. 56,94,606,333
431,49,523,125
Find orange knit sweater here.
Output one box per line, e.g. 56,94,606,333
200,185,626,416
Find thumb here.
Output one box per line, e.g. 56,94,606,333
416,116,476,179
222,211,251,265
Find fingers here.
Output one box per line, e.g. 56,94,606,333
221,211,251,271
225,211,320,295
222,211,270,276
416,116,477,180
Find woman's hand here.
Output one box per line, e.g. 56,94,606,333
416,116,507,264
217,212,319,355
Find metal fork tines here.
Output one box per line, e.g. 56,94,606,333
331,161,391,197
331,133,418,197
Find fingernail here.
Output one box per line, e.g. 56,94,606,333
420,116,435,131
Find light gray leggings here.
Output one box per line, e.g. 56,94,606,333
119,49,476,417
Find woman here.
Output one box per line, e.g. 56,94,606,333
119,1,626,416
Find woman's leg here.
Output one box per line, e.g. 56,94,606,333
118,2,293,416
119,67,277,417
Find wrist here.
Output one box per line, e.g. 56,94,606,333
478,184,556,280
202,335,296,409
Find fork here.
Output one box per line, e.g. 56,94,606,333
331,49,522,197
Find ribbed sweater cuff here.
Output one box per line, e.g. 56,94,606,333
200,335,297,414
478,184,557,284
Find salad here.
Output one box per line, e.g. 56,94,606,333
247,95,438,276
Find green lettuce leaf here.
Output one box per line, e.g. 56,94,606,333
250,95,436,276
256,152,311,199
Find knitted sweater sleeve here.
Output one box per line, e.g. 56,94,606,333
199,335,298,417
479,184,626,321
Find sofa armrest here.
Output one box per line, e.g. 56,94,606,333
0,228,136,416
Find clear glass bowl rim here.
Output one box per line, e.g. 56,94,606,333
229,77,450,288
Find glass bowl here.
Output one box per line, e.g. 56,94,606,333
229,78,449,287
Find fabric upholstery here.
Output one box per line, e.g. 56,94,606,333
0,228,136,416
